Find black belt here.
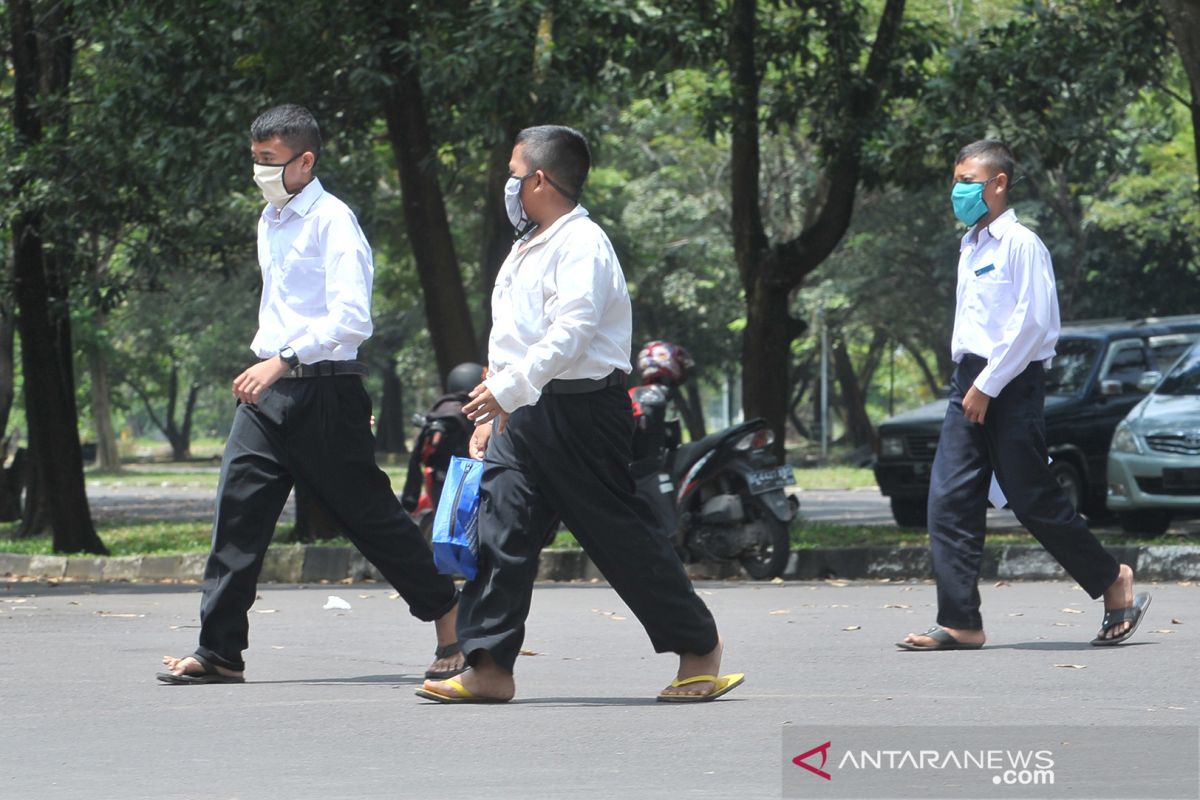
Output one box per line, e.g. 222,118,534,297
543,369,627,395
281,360,369,379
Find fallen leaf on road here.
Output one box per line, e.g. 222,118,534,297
994,580,1010,587
1152,629,1175,634
96,612,143,618
826,579,850,587
769,609,790,615
271,646,285,650
830,604,849,608
1060,608,1084,614
592,609,626,621
883,604,911,609
1008,613,1024,617
771,577,785,585
67,601,79,606
1051,622,1072,627
1171,618,1183,625
388,592,400,600
358,595,372,599
254,609,278,614
1,598,28,604
843,625,861,631
518,649,541,656
323,596,352,610
1053,664,1087,669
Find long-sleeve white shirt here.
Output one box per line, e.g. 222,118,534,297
951,209,1060,397
484,206,633,412
249,177,374,364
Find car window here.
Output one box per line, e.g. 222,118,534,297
1045,338,1100,395
1100,339,1151,394
1156,344,1200,396
1149,333,1200,372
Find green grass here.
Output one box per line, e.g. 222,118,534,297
790,466,878,491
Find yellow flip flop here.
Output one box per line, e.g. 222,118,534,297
414,678,510,704
657,672,745,703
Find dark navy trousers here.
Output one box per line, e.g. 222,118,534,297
927,355,1119,630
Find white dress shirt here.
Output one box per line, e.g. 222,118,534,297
485,206,634,412
249,177,374,364
951,209,1061,397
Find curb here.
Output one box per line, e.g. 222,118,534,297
2,543,1199,584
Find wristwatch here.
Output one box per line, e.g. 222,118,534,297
278,346,300,370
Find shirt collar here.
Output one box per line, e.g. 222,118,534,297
515,205,589,252
960,207,1017,251
263,177,324,222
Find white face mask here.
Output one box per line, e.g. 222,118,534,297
253,153,302,208
505,174,534,237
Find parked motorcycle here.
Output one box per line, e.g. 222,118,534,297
629,342,797,579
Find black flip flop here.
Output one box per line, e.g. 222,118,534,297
896,626,984,651
156,652,245,685
1091,592,1152,646
424,641,467,680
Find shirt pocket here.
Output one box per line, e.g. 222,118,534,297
512,286,547,340
965,264,1013,314
275,255,325,309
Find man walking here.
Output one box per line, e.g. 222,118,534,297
159,105,464,684
417,125,742,703
899,140,1150,651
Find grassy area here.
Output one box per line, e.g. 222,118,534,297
791,465,878,491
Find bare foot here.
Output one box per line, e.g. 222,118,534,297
160,654,243,680
659,638,725,699
1098,563,1135,640
421,650,514,701
900,626,986,648
427,604,466,676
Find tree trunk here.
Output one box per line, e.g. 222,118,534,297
677,382,707,440
375,358,408,454
479,132,521,350
831,335,878,451
379,7,480,383
730,0,906,459
8,0,105,553
1161,0,1200,190
85,337,121,471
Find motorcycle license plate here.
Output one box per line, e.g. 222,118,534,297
747,465,796,494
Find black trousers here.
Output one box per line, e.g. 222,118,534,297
456,385,719,672
927,356,1119,630
195,376,458,672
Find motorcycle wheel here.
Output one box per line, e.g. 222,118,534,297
738,512,791,580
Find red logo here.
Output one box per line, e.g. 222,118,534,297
793,741,833,780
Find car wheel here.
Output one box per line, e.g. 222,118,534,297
1118,510,1172,538
890,496,928,528
1049,460,1083,512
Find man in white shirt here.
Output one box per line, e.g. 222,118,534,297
898,140,1150,652
416,125,742,704
158,105,463,684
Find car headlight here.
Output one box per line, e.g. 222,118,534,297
880,436,905,457
1110,422,1142,455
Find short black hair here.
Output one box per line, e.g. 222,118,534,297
955,139,1014,181
514,125,591,201
251,104,322,163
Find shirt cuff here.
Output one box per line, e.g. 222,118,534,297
973,368,1005,398
486,368,540,413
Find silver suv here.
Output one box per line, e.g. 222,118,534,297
1107,339,1200,535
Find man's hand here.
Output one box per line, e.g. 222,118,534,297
962,384,992,424
233,357,291,404
463,381,510,434
469,423,492,459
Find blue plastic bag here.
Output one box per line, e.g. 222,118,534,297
431,456,484,580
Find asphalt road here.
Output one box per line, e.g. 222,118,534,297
2,578,1197,799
